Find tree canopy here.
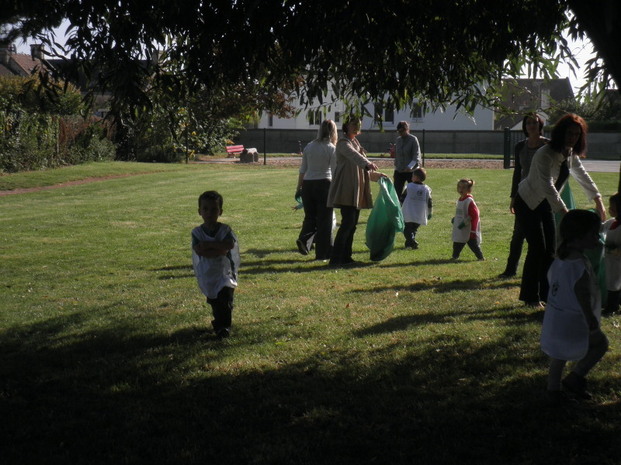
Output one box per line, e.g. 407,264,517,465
3,1,619,185
2,0,602,113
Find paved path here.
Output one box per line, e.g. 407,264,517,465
581,159,619,173
198,157,619,173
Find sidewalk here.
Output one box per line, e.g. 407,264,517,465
581,159,619,173
195,157,619,173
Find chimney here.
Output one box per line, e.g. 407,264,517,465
0,39,11,66
30,43,44,60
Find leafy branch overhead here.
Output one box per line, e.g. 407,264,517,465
2,0,619,113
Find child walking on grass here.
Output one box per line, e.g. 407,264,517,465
541,210,608,402
451,178,484,260
192,191,240,339
401,167,432,249
602,192,621,315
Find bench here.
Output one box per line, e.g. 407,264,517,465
226,144,259,162
225,145,245,158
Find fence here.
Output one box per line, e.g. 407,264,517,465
236,128,621,165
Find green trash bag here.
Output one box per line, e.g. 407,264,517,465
365,177,404,261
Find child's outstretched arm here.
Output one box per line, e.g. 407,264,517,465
574,270,599,331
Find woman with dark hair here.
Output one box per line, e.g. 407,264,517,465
513,113,606,308
327,116,385,266
500,113,548,277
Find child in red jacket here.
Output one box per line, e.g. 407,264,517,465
451,178,484,261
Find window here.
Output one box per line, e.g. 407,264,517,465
308,109,322,126
384,105,394,124
374,102,394,124
411,103,424,119
268,113,274,127
374,102,383,123
334,111,341,123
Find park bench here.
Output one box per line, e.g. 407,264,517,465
226,144,259,162
225,145,245,158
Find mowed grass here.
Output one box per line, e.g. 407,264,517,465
0,162,619,465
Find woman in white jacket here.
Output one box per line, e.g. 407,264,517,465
513,114,606,308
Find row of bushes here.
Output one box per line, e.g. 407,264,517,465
0,111,116,173
0,75,117,173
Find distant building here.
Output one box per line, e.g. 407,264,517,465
494,78,574,130
0,41,43,77
255,85,495,131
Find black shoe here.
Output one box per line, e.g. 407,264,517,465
499,272,516,278
562,372,592,400
216,328,230,339
602,306,618,316
546,390,577,407
296,239,309,255
525,300,544,309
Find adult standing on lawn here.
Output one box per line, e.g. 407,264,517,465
513,113,606,308
393,121,421,202
327,116,385,267
295,119,338,260
500,113,549,278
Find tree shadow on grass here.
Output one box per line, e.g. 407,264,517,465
353,305,544,338
1,308,618,465
349,276,518,295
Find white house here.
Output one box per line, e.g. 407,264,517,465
256,87,495,131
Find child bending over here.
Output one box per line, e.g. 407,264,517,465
541,209,608,402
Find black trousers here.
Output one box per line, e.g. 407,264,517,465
393,170,413,203
298,179,333,260
330,206,360,264
452,239,484,260
502,214,526,275
403,222,420,245
513,194,556,303
605,289,620,314
207,286,235,331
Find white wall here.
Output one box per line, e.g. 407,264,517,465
257,94,494,131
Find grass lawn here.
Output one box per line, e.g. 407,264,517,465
0,162,619,464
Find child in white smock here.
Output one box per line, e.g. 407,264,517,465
401,167,432,249
192,191,240,339
602,192,621,314
541,209,608,402
451,178,483,260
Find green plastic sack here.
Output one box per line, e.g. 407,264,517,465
365,177,404,261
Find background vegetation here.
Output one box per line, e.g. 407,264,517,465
0,75,116,173
1,162,618,464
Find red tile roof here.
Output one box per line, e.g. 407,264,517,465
9,53,42,75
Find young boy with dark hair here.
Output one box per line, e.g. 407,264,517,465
192,191,240,338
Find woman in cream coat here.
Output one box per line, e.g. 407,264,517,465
513,113,606,308
327,117,384,266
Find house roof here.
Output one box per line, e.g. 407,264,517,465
0,49,42,77
10,53,41,75
0,63,15,76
